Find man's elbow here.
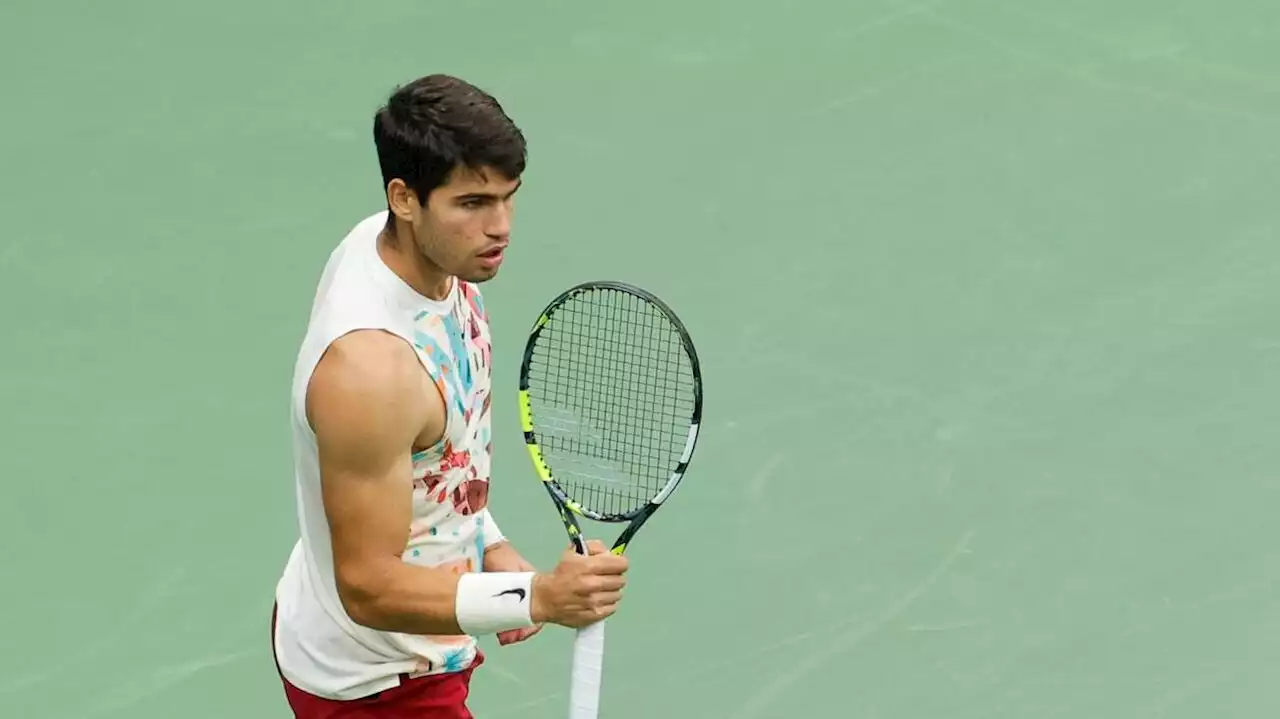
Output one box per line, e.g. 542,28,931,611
335,563,392,630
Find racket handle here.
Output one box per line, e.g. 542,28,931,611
568,620,606,719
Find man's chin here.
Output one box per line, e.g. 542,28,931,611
457,266,500,284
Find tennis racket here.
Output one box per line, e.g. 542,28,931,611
517,280,703,719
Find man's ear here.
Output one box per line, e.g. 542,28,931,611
386,178,420,222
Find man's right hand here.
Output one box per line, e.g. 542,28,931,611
530,540,629,628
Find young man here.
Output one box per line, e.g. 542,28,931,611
271,74,629,718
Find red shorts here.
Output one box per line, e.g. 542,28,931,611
271,605,483,719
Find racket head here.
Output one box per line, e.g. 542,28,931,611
518,281,703,523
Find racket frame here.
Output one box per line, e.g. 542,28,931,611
517,280,703,555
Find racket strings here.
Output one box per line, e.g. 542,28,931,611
527,288,696,517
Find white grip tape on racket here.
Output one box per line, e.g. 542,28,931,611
569,620,606,719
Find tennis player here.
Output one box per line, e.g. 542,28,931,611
270,74,629,718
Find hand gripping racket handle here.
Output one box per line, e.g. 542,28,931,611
568,620,606,718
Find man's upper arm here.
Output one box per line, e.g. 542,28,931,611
305,330,441,618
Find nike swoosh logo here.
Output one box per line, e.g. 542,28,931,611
495,588,527,601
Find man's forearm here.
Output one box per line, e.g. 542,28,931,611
339,559,466,635
484,540,536,573
340,552,540,640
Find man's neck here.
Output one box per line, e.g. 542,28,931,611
377,226,453,301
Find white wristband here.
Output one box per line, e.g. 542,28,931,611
455,571,536,636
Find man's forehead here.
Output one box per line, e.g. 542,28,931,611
445,165,521,194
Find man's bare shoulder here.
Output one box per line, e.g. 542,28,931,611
305,330,428,445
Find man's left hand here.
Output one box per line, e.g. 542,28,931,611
497,624,543,645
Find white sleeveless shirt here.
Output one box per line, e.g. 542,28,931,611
273,211,500,700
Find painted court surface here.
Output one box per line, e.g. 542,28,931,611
2,1,1280,716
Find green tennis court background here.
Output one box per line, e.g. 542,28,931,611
3,0,1280,716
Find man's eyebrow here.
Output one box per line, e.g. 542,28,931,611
457,180,522,201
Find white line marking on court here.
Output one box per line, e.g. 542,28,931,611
734,529,976,718
907,620,981,632
80,649,255,719
0,566,188,697
484,691,564,717
746,454,785,503
483,662,528,687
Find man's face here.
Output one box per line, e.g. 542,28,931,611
408,165,521,283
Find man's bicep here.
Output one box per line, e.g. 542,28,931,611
318,431,414,573
307,334,425,605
